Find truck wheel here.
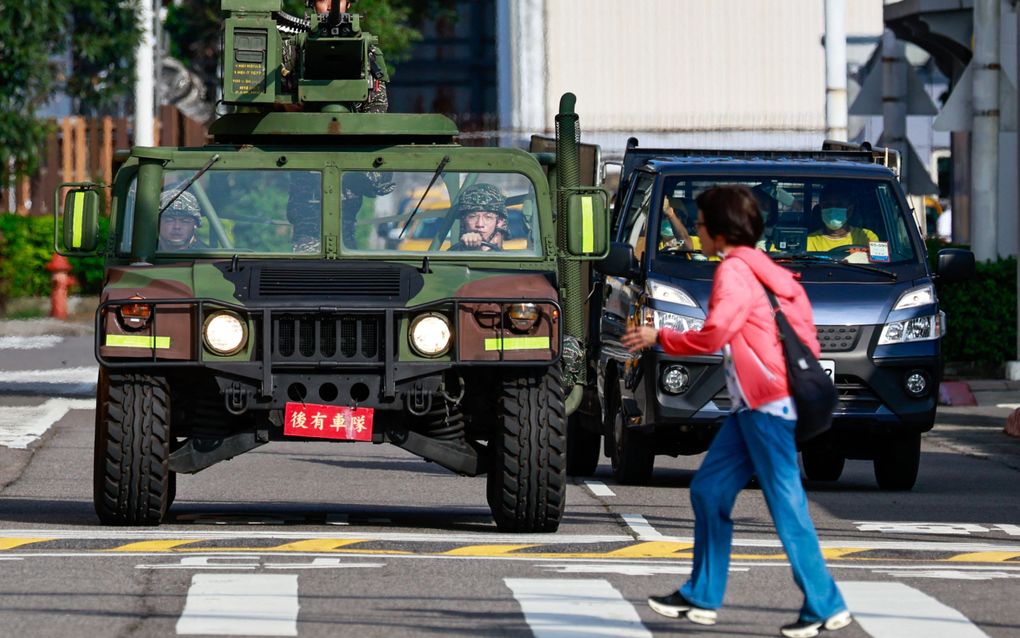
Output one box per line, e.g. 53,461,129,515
609,397,654,485
802,448,845,482
487,366,566,532
94,373,173,525
566,412,601,476
873,433,921,491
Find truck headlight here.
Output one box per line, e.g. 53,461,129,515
507,303,540,331
650,309,704,333
409,313,452,357
203,311,247,355
878,314,941,345
892,284,935,310
647,280,698,307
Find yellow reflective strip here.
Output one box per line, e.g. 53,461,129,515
443,544,538,557
948,551,1020,563
484,336,551,351
72,192,85,248
602,541,692,558
108,540,202,552
0,538,52,550
104,335,171,349
581,195,594,253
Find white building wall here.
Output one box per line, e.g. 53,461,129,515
540,0,883,150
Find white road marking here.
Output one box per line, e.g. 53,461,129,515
0,366,97,384
584,481,616,497
538,563,748,576
0,336,64,350
264,558,385,570
996,403,1020,409
619,514,665,541
0,398,94,448
994,524,1020,536
505,578,651,638
139,556,261,570
176,574,299,636
855,521,992,535
872,569,1020,581
840,581,991,638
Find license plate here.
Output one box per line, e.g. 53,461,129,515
283,402,374,441
820,360,835,379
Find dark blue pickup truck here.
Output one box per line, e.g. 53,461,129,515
567,141,974,490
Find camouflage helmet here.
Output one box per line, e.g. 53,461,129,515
456,183,506,218
159,190,202,226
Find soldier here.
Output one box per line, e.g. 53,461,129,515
450,183,511,252
158,191,207,251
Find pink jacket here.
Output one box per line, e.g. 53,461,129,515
657,245,821,409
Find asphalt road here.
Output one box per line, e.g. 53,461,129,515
1,332,1020,637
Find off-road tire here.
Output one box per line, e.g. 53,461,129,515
566,412,601,476
487,365,566,532
873,432,921,491
608,390,654,485
801,447,845,482
94,373,173,525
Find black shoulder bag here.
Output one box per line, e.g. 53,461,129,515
762,287,837,445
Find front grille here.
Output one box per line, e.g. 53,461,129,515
834,374,880,411
273,314,381,363
257,267,402,298
816,325,860,352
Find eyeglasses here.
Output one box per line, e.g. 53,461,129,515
464,211,499,223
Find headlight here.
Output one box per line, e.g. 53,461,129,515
878,314,941,345
647,280,698,307
650,308,704,333
507,303,540,331
409,313,452,357
203,311,247,355
893,284,935,310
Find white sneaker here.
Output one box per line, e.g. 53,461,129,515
779,610,853,638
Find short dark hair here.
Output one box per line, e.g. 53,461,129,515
695,185,764,248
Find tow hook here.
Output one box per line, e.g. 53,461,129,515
407,381,433,416
224,382,250,415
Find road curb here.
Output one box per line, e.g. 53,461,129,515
939,381,977,407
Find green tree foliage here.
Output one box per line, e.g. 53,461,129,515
66,0,142,115
0,213,109,299
0,0,63,178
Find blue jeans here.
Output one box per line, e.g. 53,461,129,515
679,409,846,622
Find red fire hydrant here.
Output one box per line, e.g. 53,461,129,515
44,253,74,320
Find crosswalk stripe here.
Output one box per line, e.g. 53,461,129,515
840,581,991,638
505,578,651,637
176,574,299,636
0,336,64,350
0,399,94,449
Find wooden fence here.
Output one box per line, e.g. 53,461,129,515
1,105,208,216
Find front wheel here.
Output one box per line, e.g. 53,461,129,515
487,365,566,532
873,433,921,491
94,373,173,525
566,412,601,476
609,393,654,485
802,447,845,482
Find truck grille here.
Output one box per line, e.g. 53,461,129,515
816,326,860,352
272,314,381,363
257,267,402,298
834,375,881,411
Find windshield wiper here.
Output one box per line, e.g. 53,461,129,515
158,153,221,215
774,253,898,280
399,155,449,239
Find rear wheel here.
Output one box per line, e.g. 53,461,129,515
93,373,173,525
873,433,921,491
801,447,845,482
487,365,566,532
608,390,654,485
566,412,601,476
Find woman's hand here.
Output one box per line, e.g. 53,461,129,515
622,325,658,352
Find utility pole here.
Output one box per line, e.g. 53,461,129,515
882,31,910,196
971,0,1000,263
135,0,155,147
824,0,848,141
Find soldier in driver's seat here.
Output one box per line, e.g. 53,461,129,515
449,183,512,252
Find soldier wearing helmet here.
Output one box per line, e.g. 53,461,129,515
158,190,207,251
450,183,510,252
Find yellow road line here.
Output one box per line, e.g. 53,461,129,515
444,544,538,557
108,540,203,552
0,538,52,550
948,551,1020,563
602,542,694,558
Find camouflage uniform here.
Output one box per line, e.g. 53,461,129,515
158,190,207,251
287,170,395,252
449,184,510,251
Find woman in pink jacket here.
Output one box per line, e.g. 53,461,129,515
622,185,852,638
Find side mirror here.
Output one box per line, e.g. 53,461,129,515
55,185,101,254
936,248,975,284
595,241,641,280
564,189,609,259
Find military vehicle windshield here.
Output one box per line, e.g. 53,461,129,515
648,177,918,266
341,171,541,256
122,170,323,255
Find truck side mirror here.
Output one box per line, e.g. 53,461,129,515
564,189,609,259
936,248,975,284
55,185,101,254
595,241,641,280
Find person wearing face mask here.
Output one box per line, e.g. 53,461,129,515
658,196,697,252
805,187,877,253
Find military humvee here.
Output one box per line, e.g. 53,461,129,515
54,0,608,532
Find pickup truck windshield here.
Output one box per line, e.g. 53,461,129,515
340,170,541,256
650,177,917,266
